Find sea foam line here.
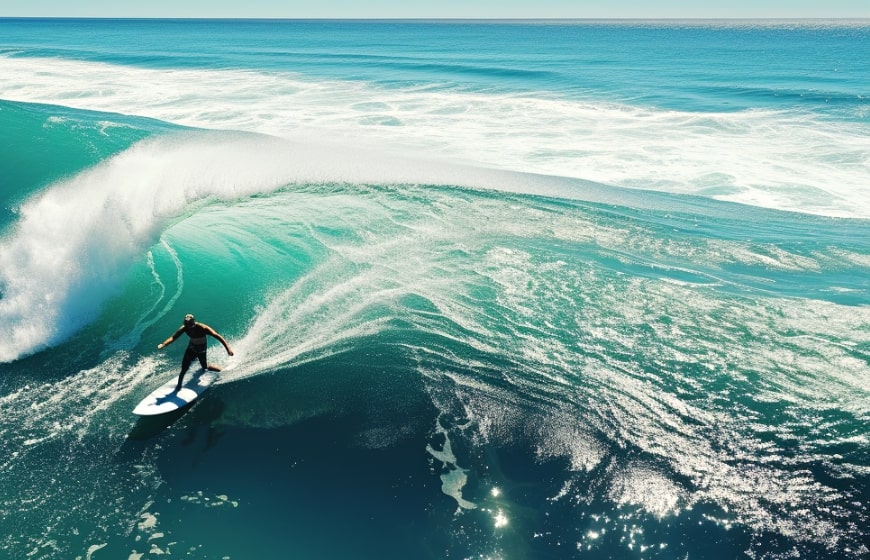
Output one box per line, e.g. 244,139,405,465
1,55,868,218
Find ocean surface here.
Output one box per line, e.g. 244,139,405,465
0,18,868,560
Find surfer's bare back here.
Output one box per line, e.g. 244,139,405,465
157,313,234,392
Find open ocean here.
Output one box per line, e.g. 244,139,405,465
0,18,868,560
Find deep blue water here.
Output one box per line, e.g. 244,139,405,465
0,18,868,560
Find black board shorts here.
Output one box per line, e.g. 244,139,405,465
182,343,207,370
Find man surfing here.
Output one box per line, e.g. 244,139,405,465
157,313,234,393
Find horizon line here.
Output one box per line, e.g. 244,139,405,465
1,16,869,21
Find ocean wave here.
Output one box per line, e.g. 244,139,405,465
0,132,866,557
1,55,868,218
1,23,868,560
2,122,868,364
0,127,607,363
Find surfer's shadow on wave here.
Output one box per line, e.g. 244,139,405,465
154,392,187,407
126,407,190,441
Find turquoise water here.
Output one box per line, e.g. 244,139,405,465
0,19,868,559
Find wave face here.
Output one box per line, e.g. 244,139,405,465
0,19,868,560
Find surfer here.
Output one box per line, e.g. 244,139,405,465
157,314,234,392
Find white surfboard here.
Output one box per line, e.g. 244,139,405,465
133,369,218,416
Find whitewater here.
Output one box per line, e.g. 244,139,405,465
1,52,868,219
0,18,868,560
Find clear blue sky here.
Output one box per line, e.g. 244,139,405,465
1,0,868,19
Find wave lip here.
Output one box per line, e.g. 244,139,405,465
0,155,158,362
0,132,272,362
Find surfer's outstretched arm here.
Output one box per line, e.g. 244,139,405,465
203,324,234,356
156,326,185,350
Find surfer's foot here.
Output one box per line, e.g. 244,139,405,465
207,365,222,372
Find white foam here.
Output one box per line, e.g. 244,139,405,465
1,55,868,218
426,415,477,511
0,353,159,475
608,464,685,519
85,543,107,560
